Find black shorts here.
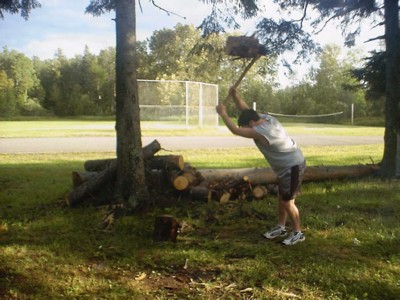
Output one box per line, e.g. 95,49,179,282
277,161,306,201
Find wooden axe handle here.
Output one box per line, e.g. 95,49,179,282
233,56,260,88
223,56,260,103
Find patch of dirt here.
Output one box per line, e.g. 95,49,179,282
134,266,223,297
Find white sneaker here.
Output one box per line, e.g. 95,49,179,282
282,231,305,245
263,225,287,239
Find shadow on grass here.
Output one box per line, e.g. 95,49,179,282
0,160,399,299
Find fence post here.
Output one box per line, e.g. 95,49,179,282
216,84,219,128
199,83,203,128
351,103,354,125
185,81,189,129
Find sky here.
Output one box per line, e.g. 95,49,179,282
0,0,384,84
0,0,213,59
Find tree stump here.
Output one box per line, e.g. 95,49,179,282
153,215,180,242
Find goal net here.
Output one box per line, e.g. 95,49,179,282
138,80,219,129
266,111,345,124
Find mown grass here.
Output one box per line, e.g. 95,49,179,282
0,120,384,138
1,142,399,299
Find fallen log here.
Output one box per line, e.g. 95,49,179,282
199,164,379,184
66,163,117,206
72,171,98,187
303,164,379,181
147,155,184,171
84,139,162,172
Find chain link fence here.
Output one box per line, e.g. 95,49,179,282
138,80,219,129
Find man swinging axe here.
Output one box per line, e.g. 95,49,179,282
216,35,306,245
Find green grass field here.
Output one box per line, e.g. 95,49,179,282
0,120,384,138
0,121,398,299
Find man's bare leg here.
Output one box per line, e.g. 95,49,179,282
279,198,301,232
278,198,288,226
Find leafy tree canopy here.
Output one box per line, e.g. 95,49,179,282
0,0,41,20
198,0,384,61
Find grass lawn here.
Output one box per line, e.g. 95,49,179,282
0,120,384,138
1,143,399,299
0,120,398,299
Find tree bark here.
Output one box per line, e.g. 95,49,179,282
114,0,148,210
380,0,400,177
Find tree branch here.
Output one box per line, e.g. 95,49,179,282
151,0,186,19
364,34,385,44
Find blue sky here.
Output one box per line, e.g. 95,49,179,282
0,0,213,59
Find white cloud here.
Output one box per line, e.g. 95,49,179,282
25,32,115,59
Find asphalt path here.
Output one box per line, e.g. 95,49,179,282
0,134,382,154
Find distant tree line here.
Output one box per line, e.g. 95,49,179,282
0,24,380,122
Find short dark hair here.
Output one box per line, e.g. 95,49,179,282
238,109,260,127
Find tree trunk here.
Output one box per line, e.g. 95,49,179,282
380,0,400,178
114,0,149,210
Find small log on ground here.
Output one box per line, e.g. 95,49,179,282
84,139,162,172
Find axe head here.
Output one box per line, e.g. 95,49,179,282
225,35,268,59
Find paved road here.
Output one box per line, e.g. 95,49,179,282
0,134,383,154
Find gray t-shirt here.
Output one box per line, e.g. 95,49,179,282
252,113,304,175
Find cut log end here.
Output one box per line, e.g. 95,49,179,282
252,185,269,199
172,175,189,191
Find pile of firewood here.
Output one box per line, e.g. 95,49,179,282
65,140,272,207
65,139,380,207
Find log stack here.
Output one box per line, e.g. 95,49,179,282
65,139,380,207
66,139,274,206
